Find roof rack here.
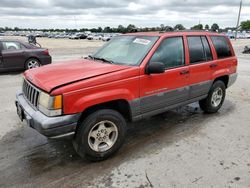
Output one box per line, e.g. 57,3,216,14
159,29,213,33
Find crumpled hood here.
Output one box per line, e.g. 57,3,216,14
24,59,131,92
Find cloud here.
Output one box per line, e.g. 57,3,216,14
0,0,249,29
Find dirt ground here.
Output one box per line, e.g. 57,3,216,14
0,36,249,188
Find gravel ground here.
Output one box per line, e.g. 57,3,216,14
0,37,249,188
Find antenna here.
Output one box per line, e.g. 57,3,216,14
235,0,243,40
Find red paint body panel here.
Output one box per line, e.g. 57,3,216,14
24,59,131,92
23,31,237,116
55,67,140,114
139,66,189,96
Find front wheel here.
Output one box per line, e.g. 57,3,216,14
199,80,226,113
73,109,127,161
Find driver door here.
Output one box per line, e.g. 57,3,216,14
139,36,190,115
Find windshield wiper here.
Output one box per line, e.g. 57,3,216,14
87,55,94,59
86,55,114,64
84,55,94,60
95,57,114,64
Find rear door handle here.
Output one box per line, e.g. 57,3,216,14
180,70,189,75
210,63,218,68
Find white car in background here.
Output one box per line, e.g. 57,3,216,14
102,35,111,41
93,34,103,40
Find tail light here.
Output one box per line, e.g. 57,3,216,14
43,49,50,56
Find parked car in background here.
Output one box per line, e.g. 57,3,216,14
102,35,111,41
48,34,56,38
93,34,103,40
55,34,69,39
0,39,51,72
69,33,87,39
87,35,94,40
15,31,237,161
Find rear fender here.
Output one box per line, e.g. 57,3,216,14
212,69,230,80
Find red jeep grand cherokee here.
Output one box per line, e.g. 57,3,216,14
16,31,237,160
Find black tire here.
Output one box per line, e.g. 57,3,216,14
25,58,41,70
199,80,226,113
73,109,127,161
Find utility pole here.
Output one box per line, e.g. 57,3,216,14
235,0,243,40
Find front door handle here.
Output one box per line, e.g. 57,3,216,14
180,70,189,75
210,63,218,68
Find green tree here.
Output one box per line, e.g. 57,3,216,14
103,26,112,33
211,23,219,32
165,26,174,31
5,27,12,31
174,24,185,30
117,25,126,33
205,24,209,30
191,24,203,30
241,20,250,30
14,27,20,31
160,24,165,31
97,27,102,32
127,24,137,32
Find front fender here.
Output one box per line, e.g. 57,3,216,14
64,89,135,114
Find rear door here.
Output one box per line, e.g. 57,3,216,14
186,35,214,99
140,36,190,115
1,41,26,69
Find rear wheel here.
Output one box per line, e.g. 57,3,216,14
199,80,226,113
25,58,41,70
73,109,127,161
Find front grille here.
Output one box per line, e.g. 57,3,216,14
22,79,40,107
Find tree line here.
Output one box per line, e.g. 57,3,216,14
1,20,250,33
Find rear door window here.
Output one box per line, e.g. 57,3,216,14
188,36,205,64
187,36,213,64
211,36,232,59
2,41,22,51
201,36,213,61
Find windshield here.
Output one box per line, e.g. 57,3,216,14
92,35,158,66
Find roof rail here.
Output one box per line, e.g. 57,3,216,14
159,29,213,33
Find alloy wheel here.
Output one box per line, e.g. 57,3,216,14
88,120,118,152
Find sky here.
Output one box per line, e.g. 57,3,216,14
0,0,249,29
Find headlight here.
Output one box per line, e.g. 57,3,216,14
38,91,62,117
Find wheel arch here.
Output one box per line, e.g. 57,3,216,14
213,75,229,88
77,99,133,124
25,57,41,69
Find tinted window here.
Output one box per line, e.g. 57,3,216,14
201,36,213,61
188,36,213,64
211,36,232,59
150,37,185,69
188,36,206,64
2,41,21,51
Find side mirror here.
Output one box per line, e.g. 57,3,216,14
146,62,165,74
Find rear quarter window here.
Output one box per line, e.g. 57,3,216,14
211,36,232,59
2,41,22,51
